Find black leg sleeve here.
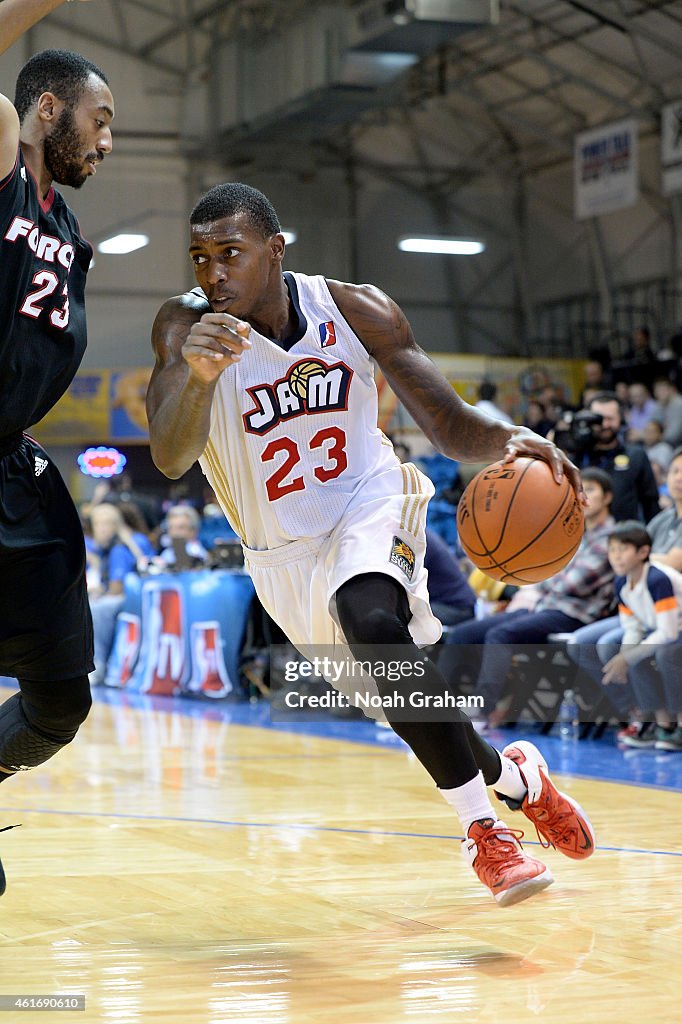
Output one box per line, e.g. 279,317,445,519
336,574,502,789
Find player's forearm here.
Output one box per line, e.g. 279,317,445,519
0,0,66,57
389,366,513,462
148,377,216,479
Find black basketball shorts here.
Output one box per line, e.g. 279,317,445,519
0,434,94,681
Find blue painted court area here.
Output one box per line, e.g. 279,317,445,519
91,687,682,793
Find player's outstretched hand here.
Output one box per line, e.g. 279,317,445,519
182,312,251,385
502,425,586,503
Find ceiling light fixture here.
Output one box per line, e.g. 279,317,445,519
398,236,485,255
97,233,150,255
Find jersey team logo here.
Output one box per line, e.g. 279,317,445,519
390,537,415,580
319,321,336,347
243,358,353,435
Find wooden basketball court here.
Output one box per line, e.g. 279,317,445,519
0,683,679,1023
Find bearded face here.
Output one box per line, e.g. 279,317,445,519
43,105,98,189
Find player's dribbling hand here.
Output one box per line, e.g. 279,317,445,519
182,312,251,384
503,425,586,504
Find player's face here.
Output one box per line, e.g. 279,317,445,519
44,74,114,189
189,213,284,318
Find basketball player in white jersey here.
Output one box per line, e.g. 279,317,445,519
147,183,595,908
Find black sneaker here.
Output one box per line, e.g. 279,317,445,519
654,725,682,752
620,722,657,749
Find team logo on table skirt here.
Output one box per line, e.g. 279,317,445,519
140,583,187,696
187,621,233,698
390,536,415,580
105,613,141,687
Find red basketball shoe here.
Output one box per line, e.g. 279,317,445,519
497,740,595,860
462,818,554,907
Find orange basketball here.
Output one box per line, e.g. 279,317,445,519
456,457,584,585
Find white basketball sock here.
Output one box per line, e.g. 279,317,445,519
491,754,527,802
440,771,497,835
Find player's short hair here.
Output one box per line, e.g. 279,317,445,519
581,467,613,495
14,49,108,124
607,520,651,550
190,183,281,239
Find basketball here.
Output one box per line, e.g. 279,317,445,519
289,360,326,398
456,457,584,585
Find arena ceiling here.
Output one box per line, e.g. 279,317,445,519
45,0,682,180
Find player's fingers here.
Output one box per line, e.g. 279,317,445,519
184,342,241,364
201,312,251,337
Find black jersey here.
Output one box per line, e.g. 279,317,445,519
0,149,92,438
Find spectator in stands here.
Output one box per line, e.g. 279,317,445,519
626,382,660,443
602,522,682,752
566,450,682,724
623,326,658,372
424,529,476,627
441,468,615,728
85,503,155,685
578,361,608,408
653,376,682,448
645,448,682,571
91,471,162,533
642,418,673,476
200,486,239,549
581,392,660,523
537,384,564,426
523,399,554,438
155,505,209,569
475,380,510,423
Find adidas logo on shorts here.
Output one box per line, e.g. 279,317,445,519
34,456,48,477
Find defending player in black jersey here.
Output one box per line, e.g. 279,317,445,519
0,0,114,893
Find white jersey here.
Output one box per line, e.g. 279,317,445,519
198,272,428,551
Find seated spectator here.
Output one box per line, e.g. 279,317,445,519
198,486,239,549
622,325,655,370
424,528,476,627
626,382,660,443
567,448,682,723
581,392,660,523
85,502,155,685
523,398,554,438
603,522,682,752
441,468,615,727
579,360,609,408
475,380,511,423
653,376,682,448
642,418,673,475
155,505,209,569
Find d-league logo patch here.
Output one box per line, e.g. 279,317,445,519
390,536,415,580
319,321,336,347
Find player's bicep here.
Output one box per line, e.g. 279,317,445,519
0,94,20,181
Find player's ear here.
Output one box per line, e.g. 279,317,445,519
271,233,286,263
36,91,63,125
